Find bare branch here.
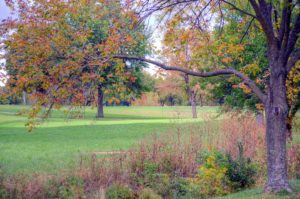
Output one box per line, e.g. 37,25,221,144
240,17,255,43
222,0,256,18
114,55,267,103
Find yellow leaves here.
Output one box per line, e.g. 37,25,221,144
286,64,300,105
217,42,245,65
107,97,120,105
242,63,261,76
191,154,231,196
239,83,252,94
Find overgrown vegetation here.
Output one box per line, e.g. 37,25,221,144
0,107,299,198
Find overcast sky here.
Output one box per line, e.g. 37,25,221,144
0,1,14,21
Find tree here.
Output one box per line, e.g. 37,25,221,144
115,0,300,193
155,72,184,106
1,0,147,120
161,23,216,117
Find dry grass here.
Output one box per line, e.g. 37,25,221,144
0,112,299,198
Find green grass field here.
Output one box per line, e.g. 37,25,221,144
0,105,218,174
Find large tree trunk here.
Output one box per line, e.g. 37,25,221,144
96,85,104,118
264,60,292,192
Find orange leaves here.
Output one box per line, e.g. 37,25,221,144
217,42,244,65
1,0,146,125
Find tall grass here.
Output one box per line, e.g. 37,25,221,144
0,113,299,198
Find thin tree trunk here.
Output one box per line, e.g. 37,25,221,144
255,111,264,126
96,85,104,118
22,91,27,105
264,61,292,192
190,91,197,118
183,74,197,118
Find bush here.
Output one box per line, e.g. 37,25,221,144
57,176,86,199
193,153,231,196
138,188,161,199
226,143,257,190
106,184,135,199
195,145,257,195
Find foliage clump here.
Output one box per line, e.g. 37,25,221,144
138,188,162,199
106,184,135,199
193,144,257,197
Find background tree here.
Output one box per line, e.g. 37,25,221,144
1,0,148,120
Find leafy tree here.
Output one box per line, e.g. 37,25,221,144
116,0,300,193
1,0,148,120
155,72,184,106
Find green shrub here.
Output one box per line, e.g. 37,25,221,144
58,176,86,199
138,188,161,199
196,145,257,195
106,184,135,199
226,143,257,190
169,177,190,198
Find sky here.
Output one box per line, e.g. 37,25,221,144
0,0,14,20
0,1,13,86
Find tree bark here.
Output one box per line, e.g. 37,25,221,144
264,60,292,192
96,85,104,118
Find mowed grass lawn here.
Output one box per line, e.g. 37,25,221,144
0,105,218,174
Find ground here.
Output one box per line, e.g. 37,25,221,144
0,105,217,174
0,105,299,199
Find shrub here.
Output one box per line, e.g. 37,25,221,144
59,176,86,199
169,177,190,198
193,152,231,196
106,184,135,199
196,145,257,195
226,143,257,190
138,188,161,199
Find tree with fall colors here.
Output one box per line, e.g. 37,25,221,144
1,0,148,119
115,0,300,193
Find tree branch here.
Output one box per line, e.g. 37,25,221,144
222,0,256,18
278,0,292,48
287,48,300,71
114,55,267,103
285,13,300,59
240,17,255,43
249,0,276,44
